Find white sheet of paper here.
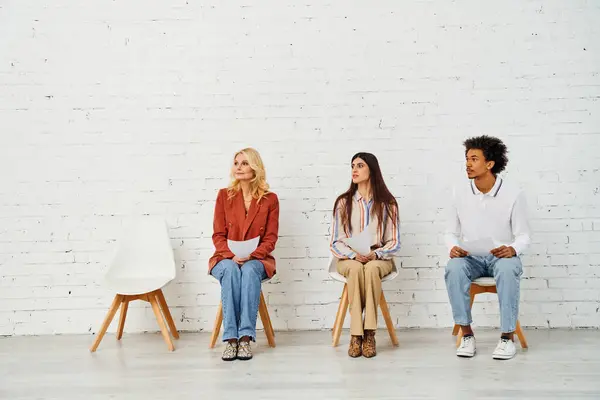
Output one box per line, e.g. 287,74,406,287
460,238,496,256
227,237,260,258
345,227,372,256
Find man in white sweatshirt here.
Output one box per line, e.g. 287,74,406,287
445,135,531,360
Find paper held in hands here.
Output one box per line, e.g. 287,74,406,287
227,237,260,259
344,227,372,256
460,238,497,256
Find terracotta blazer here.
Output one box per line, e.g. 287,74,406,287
209,188,280,278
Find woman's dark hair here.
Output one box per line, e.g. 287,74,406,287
464,135,509,175
333,152,398,235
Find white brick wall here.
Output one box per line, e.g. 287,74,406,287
1,0,599,335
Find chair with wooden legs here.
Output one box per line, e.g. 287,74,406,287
452,277,528,349
209,278,276,349
329,257,400,347
90,217,180,352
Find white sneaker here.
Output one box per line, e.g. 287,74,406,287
456,335,476,357
492,338,517,360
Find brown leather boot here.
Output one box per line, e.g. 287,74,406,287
362,330,376,358
348,335,362,358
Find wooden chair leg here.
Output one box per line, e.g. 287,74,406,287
209,303,223,349
332,286,346,337
379,292,399,347
452,324,460,336
332,285,349,347
116,299,129,340
156,289,179,339
90,294,124,352
515,320,528,349
260,291,275,338
258,292,276,348
456,326,464,347
149,294,175,351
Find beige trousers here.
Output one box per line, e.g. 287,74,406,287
336,259,393,336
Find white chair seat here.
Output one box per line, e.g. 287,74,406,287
106,276,174,296
473,277,496,287
328,257,399,283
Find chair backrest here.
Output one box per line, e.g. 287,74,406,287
105,217,176,287
327,256,399,283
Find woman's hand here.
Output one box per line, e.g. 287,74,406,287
233,256,250,265
355,252,377,263
366,251,378,261
355,254,369,263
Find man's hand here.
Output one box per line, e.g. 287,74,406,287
491,246,516,258
450,246,469,258
233,256,250,265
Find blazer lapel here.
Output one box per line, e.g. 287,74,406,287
228,191,245,240
242,198,260,239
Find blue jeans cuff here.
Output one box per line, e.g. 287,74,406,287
238,330,256,342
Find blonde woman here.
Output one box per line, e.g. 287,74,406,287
209,148,280,361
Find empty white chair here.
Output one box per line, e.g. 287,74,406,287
329,257,400,347
90,217,179,352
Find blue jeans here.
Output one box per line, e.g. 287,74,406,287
211,259,267,342
444,255,523,333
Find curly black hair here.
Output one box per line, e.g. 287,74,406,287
463,135,509,175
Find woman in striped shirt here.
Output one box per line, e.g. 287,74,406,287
330,152,401,358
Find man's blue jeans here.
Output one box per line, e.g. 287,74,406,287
445,255,523,333
211,259,267,342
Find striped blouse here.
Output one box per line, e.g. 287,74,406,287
330,192,401,260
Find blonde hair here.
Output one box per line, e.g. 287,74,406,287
227,148,270,201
